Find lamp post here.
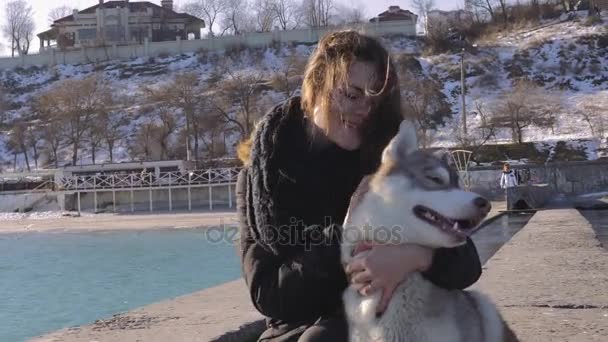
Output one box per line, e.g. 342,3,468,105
460,47,467,137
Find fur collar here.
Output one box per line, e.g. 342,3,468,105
247,97,307,255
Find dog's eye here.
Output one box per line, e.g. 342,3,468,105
427,175,444,185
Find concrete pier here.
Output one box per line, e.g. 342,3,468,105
29,280,265,342
28,208,608,341
474,209,608,341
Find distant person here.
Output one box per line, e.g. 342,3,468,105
500,163,519,210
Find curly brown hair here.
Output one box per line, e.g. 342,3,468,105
239,30,406,171
302,30,405,171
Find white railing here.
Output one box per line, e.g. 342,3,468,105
57,167,241,191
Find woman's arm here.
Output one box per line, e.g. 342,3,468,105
421,237,482,290
237,168,347,322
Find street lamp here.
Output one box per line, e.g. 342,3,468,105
460,47,467,137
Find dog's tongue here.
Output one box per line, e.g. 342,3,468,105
352,241,373,256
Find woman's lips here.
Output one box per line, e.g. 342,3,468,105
342,119,362,129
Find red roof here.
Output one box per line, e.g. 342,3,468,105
370,6,417,23
53,1,203,25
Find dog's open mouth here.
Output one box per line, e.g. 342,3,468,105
413,205,482,239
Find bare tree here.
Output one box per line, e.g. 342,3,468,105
411,0,435,33
490,81,558,144
144,72,205,162
400,75,452,148
0,86,8,124
40,119,64,168
578,104,607,139
255,0,277,32
497,0,508,25
87,124,105,164
457,99,498,155
211,65,267,140
269,49,306,98
221,0,254,35
8,120,31,171
333,2,366,25
95,109,128,163
48,5,72,24
2,0,35,57
130,122,156,161
36,76,109,165
26,123,42,169
182,0,229,37
470,0,496,21
194,103,227,159
301,0,334,27
272,0,301,29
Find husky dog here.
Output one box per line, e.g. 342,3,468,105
341,121,518,342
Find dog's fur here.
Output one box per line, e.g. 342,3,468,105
341,121,518,342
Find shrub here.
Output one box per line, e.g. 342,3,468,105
584,15,603,26
224,42,247,59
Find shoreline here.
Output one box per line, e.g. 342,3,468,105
0,201,508,235
28,207,608,341
0,211,239,234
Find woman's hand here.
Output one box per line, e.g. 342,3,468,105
345,242,434,314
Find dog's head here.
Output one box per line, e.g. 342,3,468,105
364,120,491,248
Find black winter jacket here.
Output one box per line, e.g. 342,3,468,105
236,97,482,341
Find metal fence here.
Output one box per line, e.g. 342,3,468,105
56,167,242,214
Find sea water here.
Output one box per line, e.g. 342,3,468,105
0,229,240,342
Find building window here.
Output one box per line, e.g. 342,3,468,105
78,28,96,40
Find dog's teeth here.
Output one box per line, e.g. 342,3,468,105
453,222,459,231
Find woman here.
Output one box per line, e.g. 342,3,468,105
236,30,482,342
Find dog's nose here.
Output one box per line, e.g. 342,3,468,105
473,197,491,213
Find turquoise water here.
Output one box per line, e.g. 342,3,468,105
0,229,241,342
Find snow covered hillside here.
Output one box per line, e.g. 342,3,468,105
0,12,606,171
422,12,608,154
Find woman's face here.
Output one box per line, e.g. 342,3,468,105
314,61,379,151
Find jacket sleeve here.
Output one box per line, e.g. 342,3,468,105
500,173,506,189
421,237,482,290
237,168,347,323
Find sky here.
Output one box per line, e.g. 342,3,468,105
0,0,461,57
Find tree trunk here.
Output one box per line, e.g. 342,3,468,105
193,121,200,163
53,148,59,168
485,0,495,20
32,144,39,169
72,142,79,165
108,141,114,163
91,145,96,165
500,1,508,26
13,153,17,170
517,126,524,144
22,146,31,172
185,116,192,161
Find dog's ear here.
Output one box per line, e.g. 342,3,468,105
433,149,453,167
397,120,418,154
381,120,418,164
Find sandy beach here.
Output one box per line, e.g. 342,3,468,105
0,211,239,234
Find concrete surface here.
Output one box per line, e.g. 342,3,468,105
473,209,608,341
29,280,265,342
27,206,608,342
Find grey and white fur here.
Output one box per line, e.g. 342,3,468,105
341,120,519,342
